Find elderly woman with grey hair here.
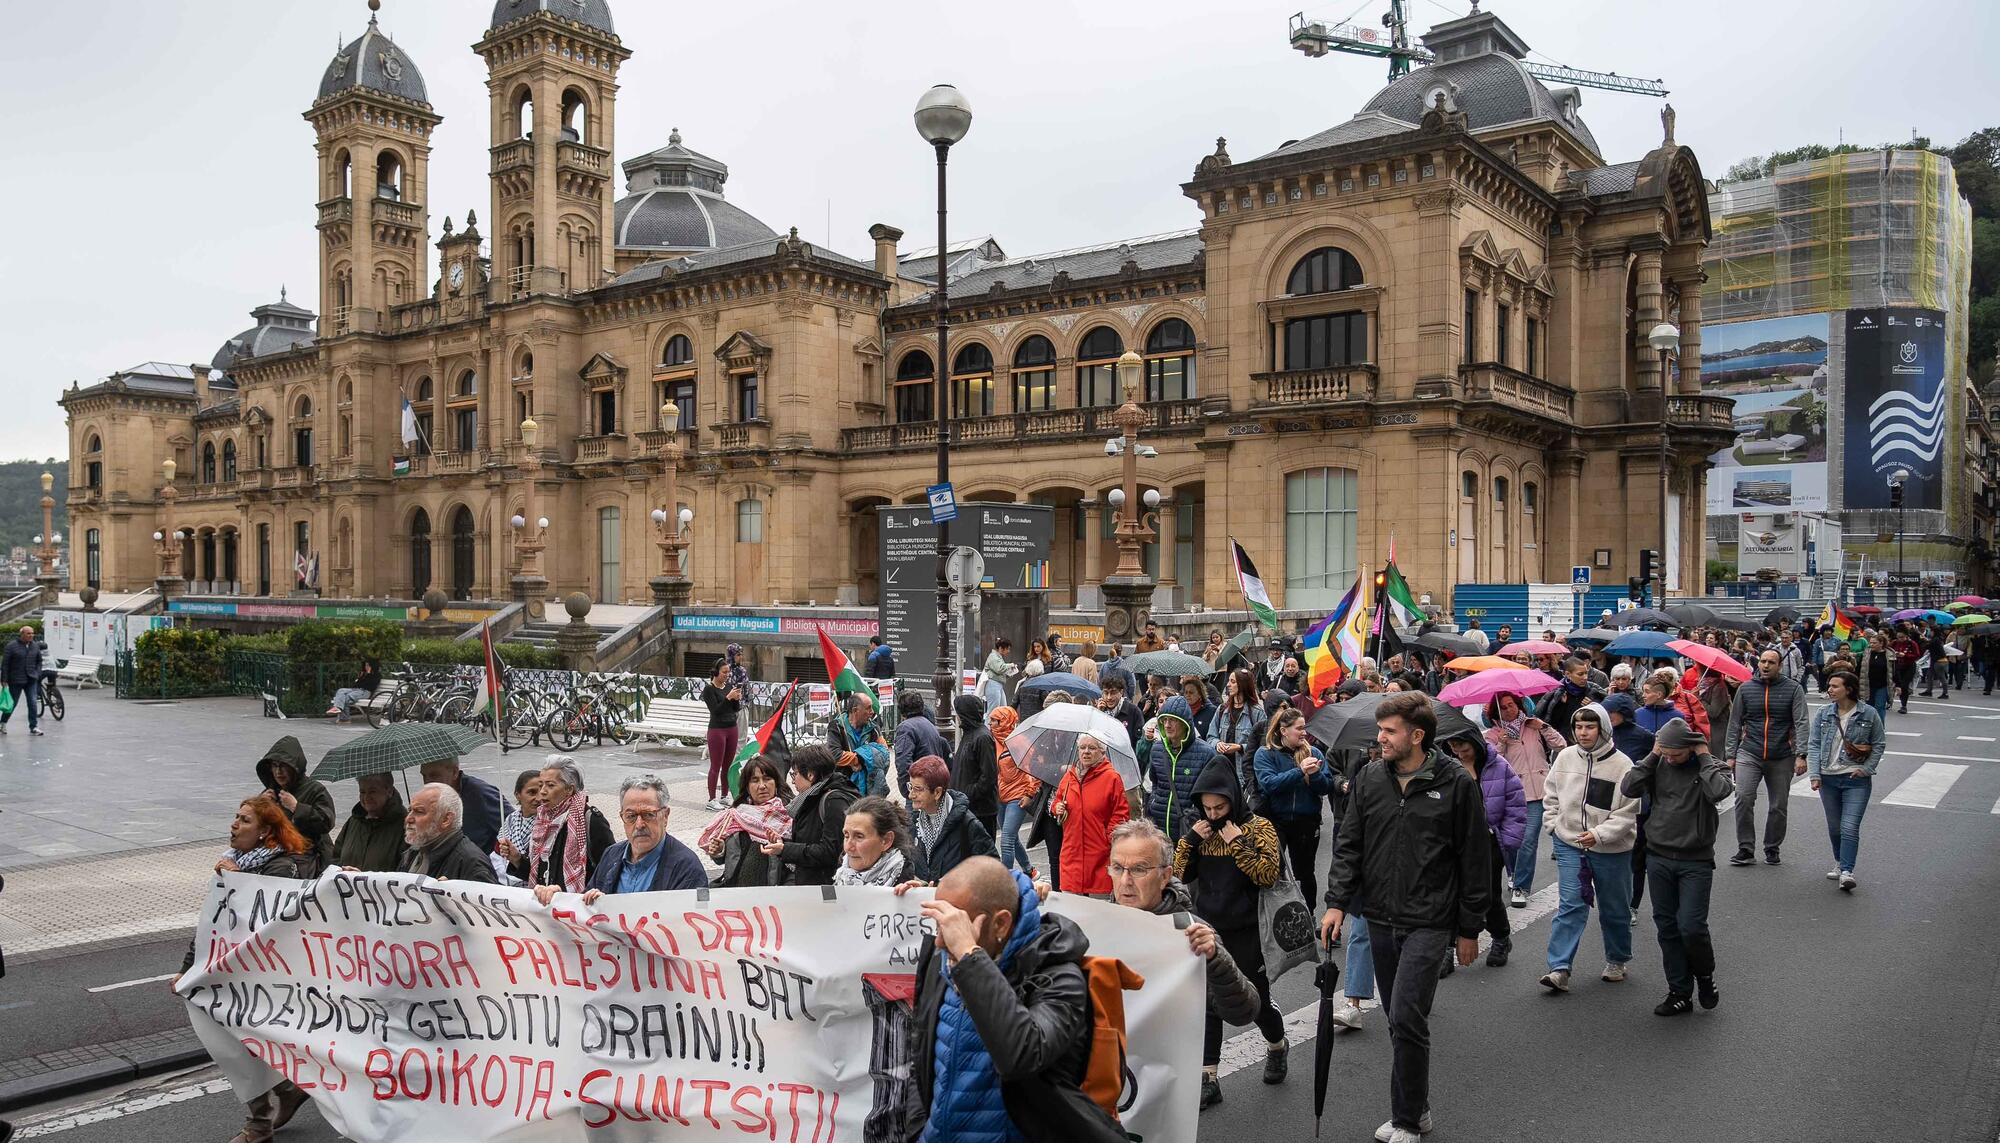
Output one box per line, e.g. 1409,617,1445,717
528,755,614,894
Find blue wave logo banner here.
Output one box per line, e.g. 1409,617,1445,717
1842,307,1946,510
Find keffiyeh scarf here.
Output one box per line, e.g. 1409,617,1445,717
224,846,282,871
531,792,590,892
697,797,793,852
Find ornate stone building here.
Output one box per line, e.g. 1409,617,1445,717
62,3,1729,623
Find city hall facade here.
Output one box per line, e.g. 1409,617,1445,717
61,2,1731,623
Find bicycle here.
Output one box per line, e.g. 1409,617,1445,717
542,673,636,750
37,671,64,722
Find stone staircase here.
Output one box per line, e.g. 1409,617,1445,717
502,619,621,653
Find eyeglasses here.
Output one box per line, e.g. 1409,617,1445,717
620,810,665,823
1108,863,1162,879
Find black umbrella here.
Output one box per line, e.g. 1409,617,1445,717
1665,603,1720,628
1711,615,1764,635
1563,627,1621,645
1763,605,1802,626
1415,629,1482,656
1312,932,1341,1137
1307,693,1476,753
1609,607,1677,628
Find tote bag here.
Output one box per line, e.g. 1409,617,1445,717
1258,838,1316,982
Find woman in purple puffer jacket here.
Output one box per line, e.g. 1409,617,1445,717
1444,727,1528,969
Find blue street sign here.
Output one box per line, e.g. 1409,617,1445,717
927,482,958,524
1571,565,1591,586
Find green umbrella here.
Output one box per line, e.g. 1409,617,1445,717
311,722,492,783
1944,601,1971,612
1953,613,1992,626
1211,627,1260,671
1124,649,1219,678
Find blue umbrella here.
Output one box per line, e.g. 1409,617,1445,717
1015,671,1103,699
1922,610,1957,625
1605,630,1681,659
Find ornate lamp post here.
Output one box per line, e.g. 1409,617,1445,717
154,458,183,598
1889,467,1911,607
1648,321,1680,601
649,401,695,608
34,472,59,604
510,417,550,615
915,83,972,717
1101,350,1160,643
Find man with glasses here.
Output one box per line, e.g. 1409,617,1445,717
1723,648,1809,867
578,775,707,901
1104,819,1261,1109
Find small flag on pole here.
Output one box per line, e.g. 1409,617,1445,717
470,618,504,739
816,626,869,696
730,681,798,797
392,456,411,476
1819,603,1855,640
401,396,421,448
1229,538,1279,631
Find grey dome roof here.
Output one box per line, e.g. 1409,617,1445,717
317,18,428,106
212,293,317,372
1359,52,1598,157
613,130,777,252
489,0,616,36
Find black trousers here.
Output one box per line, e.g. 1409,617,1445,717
1203,924,1286,1066
1369,925,1451,1132
1480,833,1510,940
1647,855,1715,996
1630,814,1650,909
1273,812,1322,913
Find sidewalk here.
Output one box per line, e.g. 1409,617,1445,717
0,688,727,955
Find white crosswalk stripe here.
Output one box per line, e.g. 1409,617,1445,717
1883,763,1968,808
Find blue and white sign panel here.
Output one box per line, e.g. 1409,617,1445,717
1571,565,1591,586
927,482,958,524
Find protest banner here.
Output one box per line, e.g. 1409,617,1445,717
180,874,1202,1141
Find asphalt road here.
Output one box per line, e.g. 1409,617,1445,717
7,690,1998,1142
0,935,189,1063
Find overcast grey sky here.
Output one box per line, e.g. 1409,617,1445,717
3,0,1994,463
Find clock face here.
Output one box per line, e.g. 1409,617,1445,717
448,262,465,292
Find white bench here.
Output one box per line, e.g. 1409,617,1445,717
54,655,102,689
625,697,710,746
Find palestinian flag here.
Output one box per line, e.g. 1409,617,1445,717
816,626,869,696
470,617,503,739
1819,603,1855,640
1382,536,1422,628
1229,538,1278,631
730,681,798,797
392,456,411,477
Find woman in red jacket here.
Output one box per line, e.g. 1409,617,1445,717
1051,732,1130,897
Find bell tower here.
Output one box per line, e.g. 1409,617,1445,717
476,0,631,299
305,0,439,335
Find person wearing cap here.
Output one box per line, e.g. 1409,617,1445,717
1537,703,1641,993
1620,717,1731,1015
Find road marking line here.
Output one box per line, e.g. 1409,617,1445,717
1886,730,1925,738
85,972,177,994
1883,763,1967,809
1889,750,2000,765
1217,881,1563,1079
0,1000,33,1011
1956,736,1996,743
1992,797,2000,816
17,1075,233,1137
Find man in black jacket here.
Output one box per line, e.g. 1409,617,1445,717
1621,718,1732,1016
0,627,42,735
951,694,1000,838
418,757,507,854
1319,691,1489,1143
399,784,498,883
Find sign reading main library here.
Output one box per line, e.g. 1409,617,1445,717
876,503,1053,668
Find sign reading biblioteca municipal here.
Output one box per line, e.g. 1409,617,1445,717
180,872,1201,1141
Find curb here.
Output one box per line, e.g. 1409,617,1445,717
0,1039,210,1113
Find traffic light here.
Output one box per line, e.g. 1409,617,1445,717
1639,548,1658,585
1628,576,1644,601
1889,481,1905,510
1374,569,1387,591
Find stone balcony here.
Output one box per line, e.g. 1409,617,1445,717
840,399,1205,455
395,455,430,479
316,197,352,228
374,196,421,229
432,450,480,475
1250,365,1380,408
1460,363,1576,421
558,141,609,176
634,429,694,457
319,459,359,483
575,434,629,463
491,138,533,176
272,466,308,489
713,420,772,451
1666,393,1737,430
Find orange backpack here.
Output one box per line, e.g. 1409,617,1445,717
1079,955,1144,1121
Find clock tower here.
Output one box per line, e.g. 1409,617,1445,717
435,212,486,318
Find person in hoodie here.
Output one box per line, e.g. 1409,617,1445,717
1483,691,1566,909
1142,694,1221,840
1173,758,1290,1093
1537,703,1642,993
1620,717,1732,1015
255,736,337,871
894,692,951,799
901,858,1122,1143
1441,728,1526,969
951,695,1001,838
330,773,407,873
908,755,998,882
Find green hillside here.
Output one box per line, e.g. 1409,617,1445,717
0,459,69,555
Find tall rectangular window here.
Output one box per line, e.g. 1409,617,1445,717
1078,361,1120,407
1284,467,1359,611
257,524,271,595
453,407,477,451
597,506,621,603
85,529,101,589
1013,368,1055,412
659,380,696,429
594,389,617,435
1496,303,1510,366
1282,313,1369,369
1464,289,1479,364
735,373,760,421
1525,317,1539,376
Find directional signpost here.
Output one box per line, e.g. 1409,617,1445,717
878,503,1051,669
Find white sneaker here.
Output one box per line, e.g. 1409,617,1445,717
1826,869,1841,881
1539,969,1571,992
1374,1110,1434,1140
1839,871,1857,892
705,797,727,811
1602,962,1627,983
1509,888,1528,908
1329,1001,1365,1030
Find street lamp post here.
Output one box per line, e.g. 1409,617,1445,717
510,417,550,617
155,458,183,599
1101,351,1159,643
915,83,972,719
1648,322,1680,603
34,472,59,604
1889,467,1911,606
650,401,695,612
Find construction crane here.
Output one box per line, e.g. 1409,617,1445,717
1289,2,1668,97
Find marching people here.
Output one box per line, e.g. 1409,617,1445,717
568,775,706,902
1684,660,1734,737
865,634,896,679
1095,676,1145,753
1046,631,1073,673
763,746,857,886
1442,726,1526,969
418,754,506,854
1607,662,1635,696
1723,647,1809,867
901,857,1123,1141
401,783,499,884
1319,692,1489,1143
1253,705,1334,911
0,626,43,735
1539,703,1641,993
1209,668,1268,794
1143,694,1221,839
526,756,613,893
828,691,891,797
908,755,999,881
1051,732,1131,897
494,768,542,884
1484,691,1565,908
330,772,406,873
952,694,1001,838
1601,693,1657,916
1889,627,1921,713
701,755,791,887
324,656,380,722
1862,632,1894,717
1620,718,1731,1015
255,736,336,872
1539,657,1606,742
1634,674,1680,736
1661,665,1713,736
700,660,744,810
1174,759,1290,1093
989,706,1039,876
1104,819,1261,1109
979,637,1018,708
1920,621,1951,700
837,796,914,886
1807,669,1885,891
894,691,950,799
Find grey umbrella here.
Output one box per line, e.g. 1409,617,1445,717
1211,627,1260,672
1414,630,1483,656
1306,693,1477,753
1123,649,1220,678
1563,627,1621,645
1609,607,1677,628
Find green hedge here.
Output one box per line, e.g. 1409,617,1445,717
221,632,289,655
285,620,404,664
404,638,561,669
131,626,227,694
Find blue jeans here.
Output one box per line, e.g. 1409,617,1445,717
1869,686,1890,720
1511,801,1546,893
1818,773,1871,873
1344,914,1374,1000
2,683,37,729
1546,838,1633,970
998,800,1033,872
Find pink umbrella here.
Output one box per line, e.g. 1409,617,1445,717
1956,595,1988,606
1667,639,1752,683
1438,667,1562,707
1497,640,1570,658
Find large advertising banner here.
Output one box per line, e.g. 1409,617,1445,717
1701,312,1832,513
1842,307,1947,510
180,873,1202,1143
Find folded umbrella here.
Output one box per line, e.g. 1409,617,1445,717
1312,933,1341,1138
1005,702,1138,787
1666,639,1752,683
311,722,492,783
1438,667,1561,708
1015,671,1103,699
1496,640,1570,658
1606,630,1681,659
1123,649,1219,678
1609,607,1677,628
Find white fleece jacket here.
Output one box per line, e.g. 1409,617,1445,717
1542,704,1641,853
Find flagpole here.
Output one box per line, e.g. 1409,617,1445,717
1367,561,1388,663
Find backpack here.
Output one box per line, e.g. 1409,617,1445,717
1078,955,1143,1122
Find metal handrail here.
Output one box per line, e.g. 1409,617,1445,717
104,586,162,616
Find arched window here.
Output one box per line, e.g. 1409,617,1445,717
511,87,535,140
661,335,693,367
449,507,476,600
1492,476,1510,575
1284,468,1359,610
222,439,237,482
294,395,313,419
1287,247,1365,295
376,151,404,201
561,89,588,144
201,442,217,484
339,414,353,457
1076,327,1124,407
894,351,934,424
410,377,434,456
332,150,352,199
292,396,314,468
951,344,994,418
1143,319,1197,402
1461,471,1478,499
1012,336,1056,412
408,509,432,596
455,371,476,398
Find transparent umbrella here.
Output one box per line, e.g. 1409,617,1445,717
1004,703,1139,787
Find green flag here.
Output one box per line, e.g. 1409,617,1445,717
1382,560,1421,629
1229,538,1278,631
